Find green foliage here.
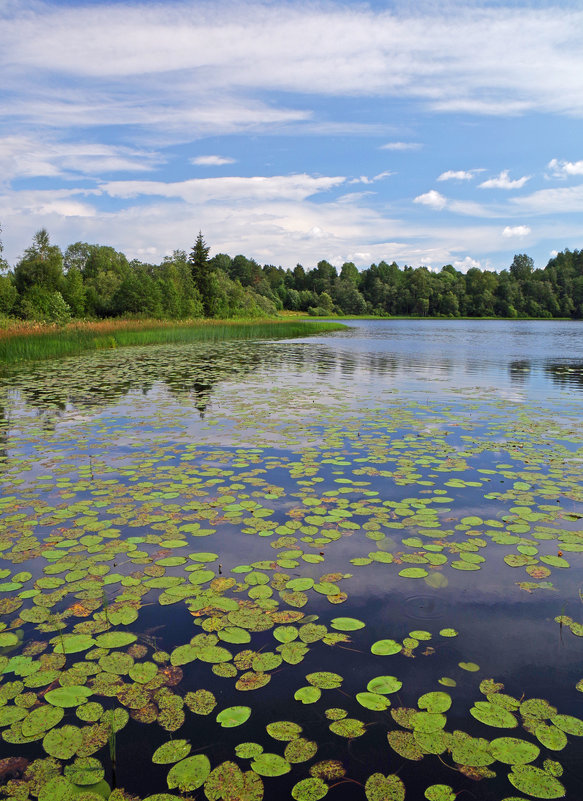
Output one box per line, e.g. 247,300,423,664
2,225,583,321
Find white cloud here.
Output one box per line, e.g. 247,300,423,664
380,142,422,151
0,135,161,184
547,158,583,178
437,169,478,182
349,171,393,185
100,174,346,204
511,183,583,214
453,256,483,272
502,225,531,238
479,171,530,190
413,190,447,210
190,155,236,166
1,2,582,142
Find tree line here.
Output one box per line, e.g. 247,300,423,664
0,226,582,322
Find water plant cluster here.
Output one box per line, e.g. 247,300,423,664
0,337,581,800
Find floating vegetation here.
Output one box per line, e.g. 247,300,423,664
0,324,581,799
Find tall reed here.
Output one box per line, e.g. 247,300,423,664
0,318,345,364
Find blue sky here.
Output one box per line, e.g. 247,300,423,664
1,0,582,273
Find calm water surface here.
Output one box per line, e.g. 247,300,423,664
0,319,582,800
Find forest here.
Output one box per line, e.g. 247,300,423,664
0,227,582,322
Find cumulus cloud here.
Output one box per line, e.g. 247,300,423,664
479,171,530,190
437,169,479,182
547,158,583,178
190,155,236,166
502,225,531,238
414,190,447,210
453,256,483,272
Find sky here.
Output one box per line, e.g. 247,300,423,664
0,0,582,273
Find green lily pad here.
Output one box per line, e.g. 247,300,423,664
52,634,96,654
45,685,93,708
43,724,83,759
489,737,540,765
153,740,192,765
508,765,566,798
535,723,568,751
295,686,321,704
371,640,402,656
329,718,366,738
330,617,365,631
251,752,291,777
63,756,105,785
22,705,64,736
551,714,583,736
167,754,211,792
357,692,390,711
95,632,137,649
364,772,405,801
185,689,217,716
424,785,455,801
367,676,402,695
216,706,251,728
284,737,318,763
471,701,518,728
398,568,428,579
235,742,264,759
266,720,302,741
292,777,328,801
418,692,451,714
306,671,342,689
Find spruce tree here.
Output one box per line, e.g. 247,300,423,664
189,231,212,314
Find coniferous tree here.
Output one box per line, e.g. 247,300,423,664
189,231,213,314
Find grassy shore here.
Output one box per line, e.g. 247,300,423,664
0,317,346,365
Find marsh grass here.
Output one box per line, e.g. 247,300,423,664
0,317,346,364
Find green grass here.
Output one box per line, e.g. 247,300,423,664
0,318,346,365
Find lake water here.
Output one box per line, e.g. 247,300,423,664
0,319,582,800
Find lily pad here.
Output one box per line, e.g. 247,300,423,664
251,752,291,777
216,706,251,728
508,765,566,798
292,777,328,801
167,754,211,792
489,737,540,765
153,740,192,764
364,772,405,801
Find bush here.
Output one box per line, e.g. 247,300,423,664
19,287,72,324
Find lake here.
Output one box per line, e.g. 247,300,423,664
0,319,582,801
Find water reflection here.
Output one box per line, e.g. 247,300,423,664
1,321,583,431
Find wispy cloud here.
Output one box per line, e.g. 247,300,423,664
380,142,422,151
0,135,161,184
190,155,236,166
2,2,582,142
479,170,530,190
349,171,393,185
413,190,447,210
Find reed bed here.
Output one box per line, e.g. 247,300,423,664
0,317,345,364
